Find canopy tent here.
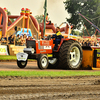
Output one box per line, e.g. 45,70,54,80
17,28,32,36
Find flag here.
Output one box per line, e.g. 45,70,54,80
43,0,47,38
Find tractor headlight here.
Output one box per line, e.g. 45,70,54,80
31,48,35,54
23,48,35,54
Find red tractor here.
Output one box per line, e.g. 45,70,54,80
16,36,83,70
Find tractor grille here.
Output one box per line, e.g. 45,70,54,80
26,40,36,51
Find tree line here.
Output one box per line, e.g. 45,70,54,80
64,0,100,36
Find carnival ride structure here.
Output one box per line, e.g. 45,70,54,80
0,7,39,38
0,7,73,39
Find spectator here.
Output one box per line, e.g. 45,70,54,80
97,41,99,46
43,13,51,25
82,40,85,46
88,40,92,46
15,34,21,45
22,34,26,46
46,13,51,25
94,40,98,46
86,39,89,46
82,39,87,46
30,36,33,40
33,35,36,40
1,35,7,45
27,36,33,40
98,41,100,46
20,36,23,46
79,39,82,46
8,35,11,41
9,35,14,44
77,39,80,43
39,36,42,40
13,26,18,35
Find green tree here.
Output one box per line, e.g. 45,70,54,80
64,0,100,36
7,11,11,15
35,15,44,24
71,30,81,36
7,10,14,23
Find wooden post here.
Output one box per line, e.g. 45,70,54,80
14,35,16,45
22,16,25,32
7,35,8,45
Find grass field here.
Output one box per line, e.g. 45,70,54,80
0,55,34,61
0,56,100,77
0,55,17,60
0,71,100,77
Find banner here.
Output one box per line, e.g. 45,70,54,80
0,45,9,55
96,49,100,57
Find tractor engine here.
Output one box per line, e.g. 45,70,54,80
23,40,54,59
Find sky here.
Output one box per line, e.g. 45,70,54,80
0,0,70,26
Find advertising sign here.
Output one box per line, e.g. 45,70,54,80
0,45,9,55
96,49,100,57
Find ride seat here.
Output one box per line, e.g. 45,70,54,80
47,23,53,25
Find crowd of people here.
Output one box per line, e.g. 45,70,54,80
0,34,36,46
0,34,100,47
76,38,100,47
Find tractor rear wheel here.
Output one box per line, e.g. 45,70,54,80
59,40,83,70
37,54,49,70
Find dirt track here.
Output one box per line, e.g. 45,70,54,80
0,61,38,71
0,62,100,99
0,76,100,100
0,61,100,71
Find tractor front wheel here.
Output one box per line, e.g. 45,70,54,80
37,54,49,70
17,60,27,69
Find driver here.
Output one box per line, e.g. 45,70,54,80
54,27,62,50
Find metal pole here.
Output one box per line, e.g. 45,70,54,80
43,0,47,39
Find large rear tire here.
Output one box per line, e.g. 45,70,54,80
59,40,83,70
17,60,27,69
37,54,49,70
